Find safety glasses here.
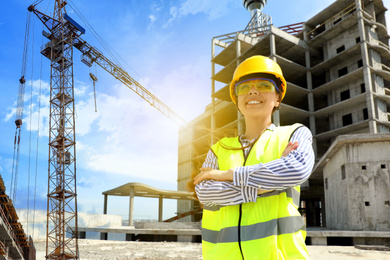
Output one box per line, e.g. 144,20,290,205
234,78,279,96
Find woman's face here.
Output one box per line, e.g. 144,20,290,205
237,84,280,119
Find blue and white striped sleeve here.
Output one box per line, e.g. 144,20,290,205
233,126,315,191
195,150,258,206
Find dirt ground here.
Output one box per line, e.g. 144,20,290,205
34,239,390,260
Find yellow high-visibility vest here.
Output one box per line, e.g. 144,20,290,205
201,123,309,260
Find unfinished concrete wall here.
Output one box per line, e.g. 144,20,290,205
324,138,390,231
327,26,360,60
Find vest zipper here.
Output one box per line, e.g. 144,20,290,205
239,138,253,260
238,204,244,259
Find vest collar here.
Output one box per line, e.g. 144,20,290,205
239,123,276,143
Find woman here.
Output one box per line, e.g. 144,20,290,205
193,55,314,259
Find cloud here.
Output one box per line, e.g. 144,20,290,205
4,78,100,137
71,82,180,182
163,6,179,28
149,14,157,23
178,0,236,20
163,0,238,28
145,54,211,121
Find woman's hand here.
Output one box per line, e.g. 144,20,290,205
282,141,299,157
193,167,234,185
193,142,299,187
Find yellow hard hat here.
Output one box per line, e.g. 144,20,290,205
229,55,287,104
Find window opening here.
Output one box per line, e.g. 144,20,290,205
340,89,350,101
342,113,353,126
336,45,345,54
357,59,363,68
361,83,365,93
363,108,368,120
333,18,342,25
356,37,361,43
338,67,348,77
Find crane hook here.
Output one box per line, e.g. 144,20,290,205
89,73,98,112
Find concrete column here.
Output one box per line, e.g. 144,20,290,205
158,195,163,222
129,186,134,226
356,0,377,133
211,39,216,145
236,36,244,135
304,36,318,156
270,33,276,57
103,194,108,214
269,33,281,126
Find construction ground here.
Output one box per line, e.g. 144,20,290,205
31,239,390,260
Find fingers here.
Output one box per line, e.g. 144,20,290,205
282,141,299,157
193,170,208,185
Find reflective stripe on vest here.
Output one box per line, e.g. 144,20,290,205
202,215,305,243
201,123,309,260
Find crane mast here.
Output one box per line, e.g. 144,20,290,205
27,1,186,259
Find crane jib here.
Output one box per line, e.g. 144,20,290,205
31,4,186,127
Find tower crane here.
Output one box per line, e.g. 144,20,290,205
26,1,186,259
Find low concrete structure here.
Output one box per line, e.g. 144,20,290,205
102,183,194,226
307,227,390,246
314,133,390,232
76,222,201,243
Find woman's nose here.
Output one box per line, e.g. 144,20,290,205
248,85,258,95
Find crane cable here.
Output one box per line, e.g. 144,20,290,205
32,25,44,239
11,9,32,204
26,15,36,237
66,0,161,96
67,0,124,69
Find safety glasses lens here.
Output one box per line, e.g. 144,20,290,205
235,78,277,96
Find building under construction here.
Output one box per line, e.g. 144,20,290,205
0,175,35,260
178,0,390,244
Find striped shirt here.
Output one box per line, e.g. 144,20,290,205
195,124,314,206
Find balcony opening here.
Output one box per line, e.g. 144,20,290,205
338,67,348,77
342,113,353,126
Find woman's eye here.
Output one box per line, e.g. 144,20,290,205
240,84,250,92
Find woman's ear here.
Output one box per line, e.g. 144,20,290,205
274,93,282,110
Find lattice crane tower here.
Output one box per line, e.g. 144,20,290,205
29,0,80,258
243,0,272,30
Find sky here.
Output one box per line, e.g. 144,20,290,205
0,0,389,225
